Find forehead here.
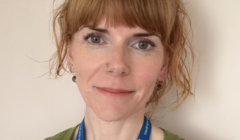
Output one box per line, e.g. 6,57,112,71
67,0,167,36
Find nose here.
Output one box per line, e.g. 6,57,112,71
105,45,130,76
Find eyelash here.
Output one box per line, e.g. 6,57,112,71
132,38,156,51
84,32,98,40
83,32,156,51
83,32,105,45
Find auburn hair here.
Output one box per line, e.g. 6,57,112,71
50,0,194,110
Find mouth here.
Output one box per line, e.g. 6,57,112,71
96,87,134,97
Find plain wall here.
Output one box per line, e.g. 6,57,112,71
0,0,240,140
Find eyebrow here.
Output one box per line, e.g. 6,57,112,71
91,28,109,33
88,27,155,37
133,33,154,37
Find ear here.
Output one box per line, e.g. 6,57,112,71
67,44,75,73
157,56,169,81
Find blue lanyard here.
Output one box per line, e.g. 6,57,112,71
76,117,85,140
75,116,152,140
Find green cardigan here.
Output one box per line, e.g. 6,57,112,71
45,125,184,140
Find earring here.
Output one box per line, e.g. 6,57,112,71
72,75,76,82
69,64,74,73
156,81,163,91
69,64,76,82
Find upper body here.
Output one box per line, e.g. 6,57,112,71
45,125,184,140
47,0,194,140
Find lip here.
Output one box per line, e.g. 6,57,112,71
96,87,134,97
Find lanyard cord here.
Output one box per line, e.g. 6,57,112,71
75,116,152,140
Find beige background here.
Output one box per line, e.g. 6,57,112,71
1,0,240,140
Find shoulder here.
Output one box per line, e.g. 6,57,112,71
44,125,79,140
162,129,185,140
44,125,184,140
151,125,164,140
152,124,184,140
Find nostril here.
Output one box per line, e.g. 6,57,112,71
105,65,129,76
105,59,130,76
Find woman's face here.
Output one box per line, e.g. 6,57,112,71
67,19,168,121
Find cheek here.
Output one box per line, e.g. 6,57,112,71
72,47,107,99
71,49,96,93
131,58,163,103
72,46,102,76
133,58,163,86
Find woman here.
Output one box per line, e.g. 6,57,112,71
46,0,194,140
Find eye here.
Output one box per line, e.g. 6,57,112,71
84,33,104,44
89,36,102,44
133,40,156,50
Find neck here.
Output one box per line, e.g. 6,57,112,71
84,106,145,140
